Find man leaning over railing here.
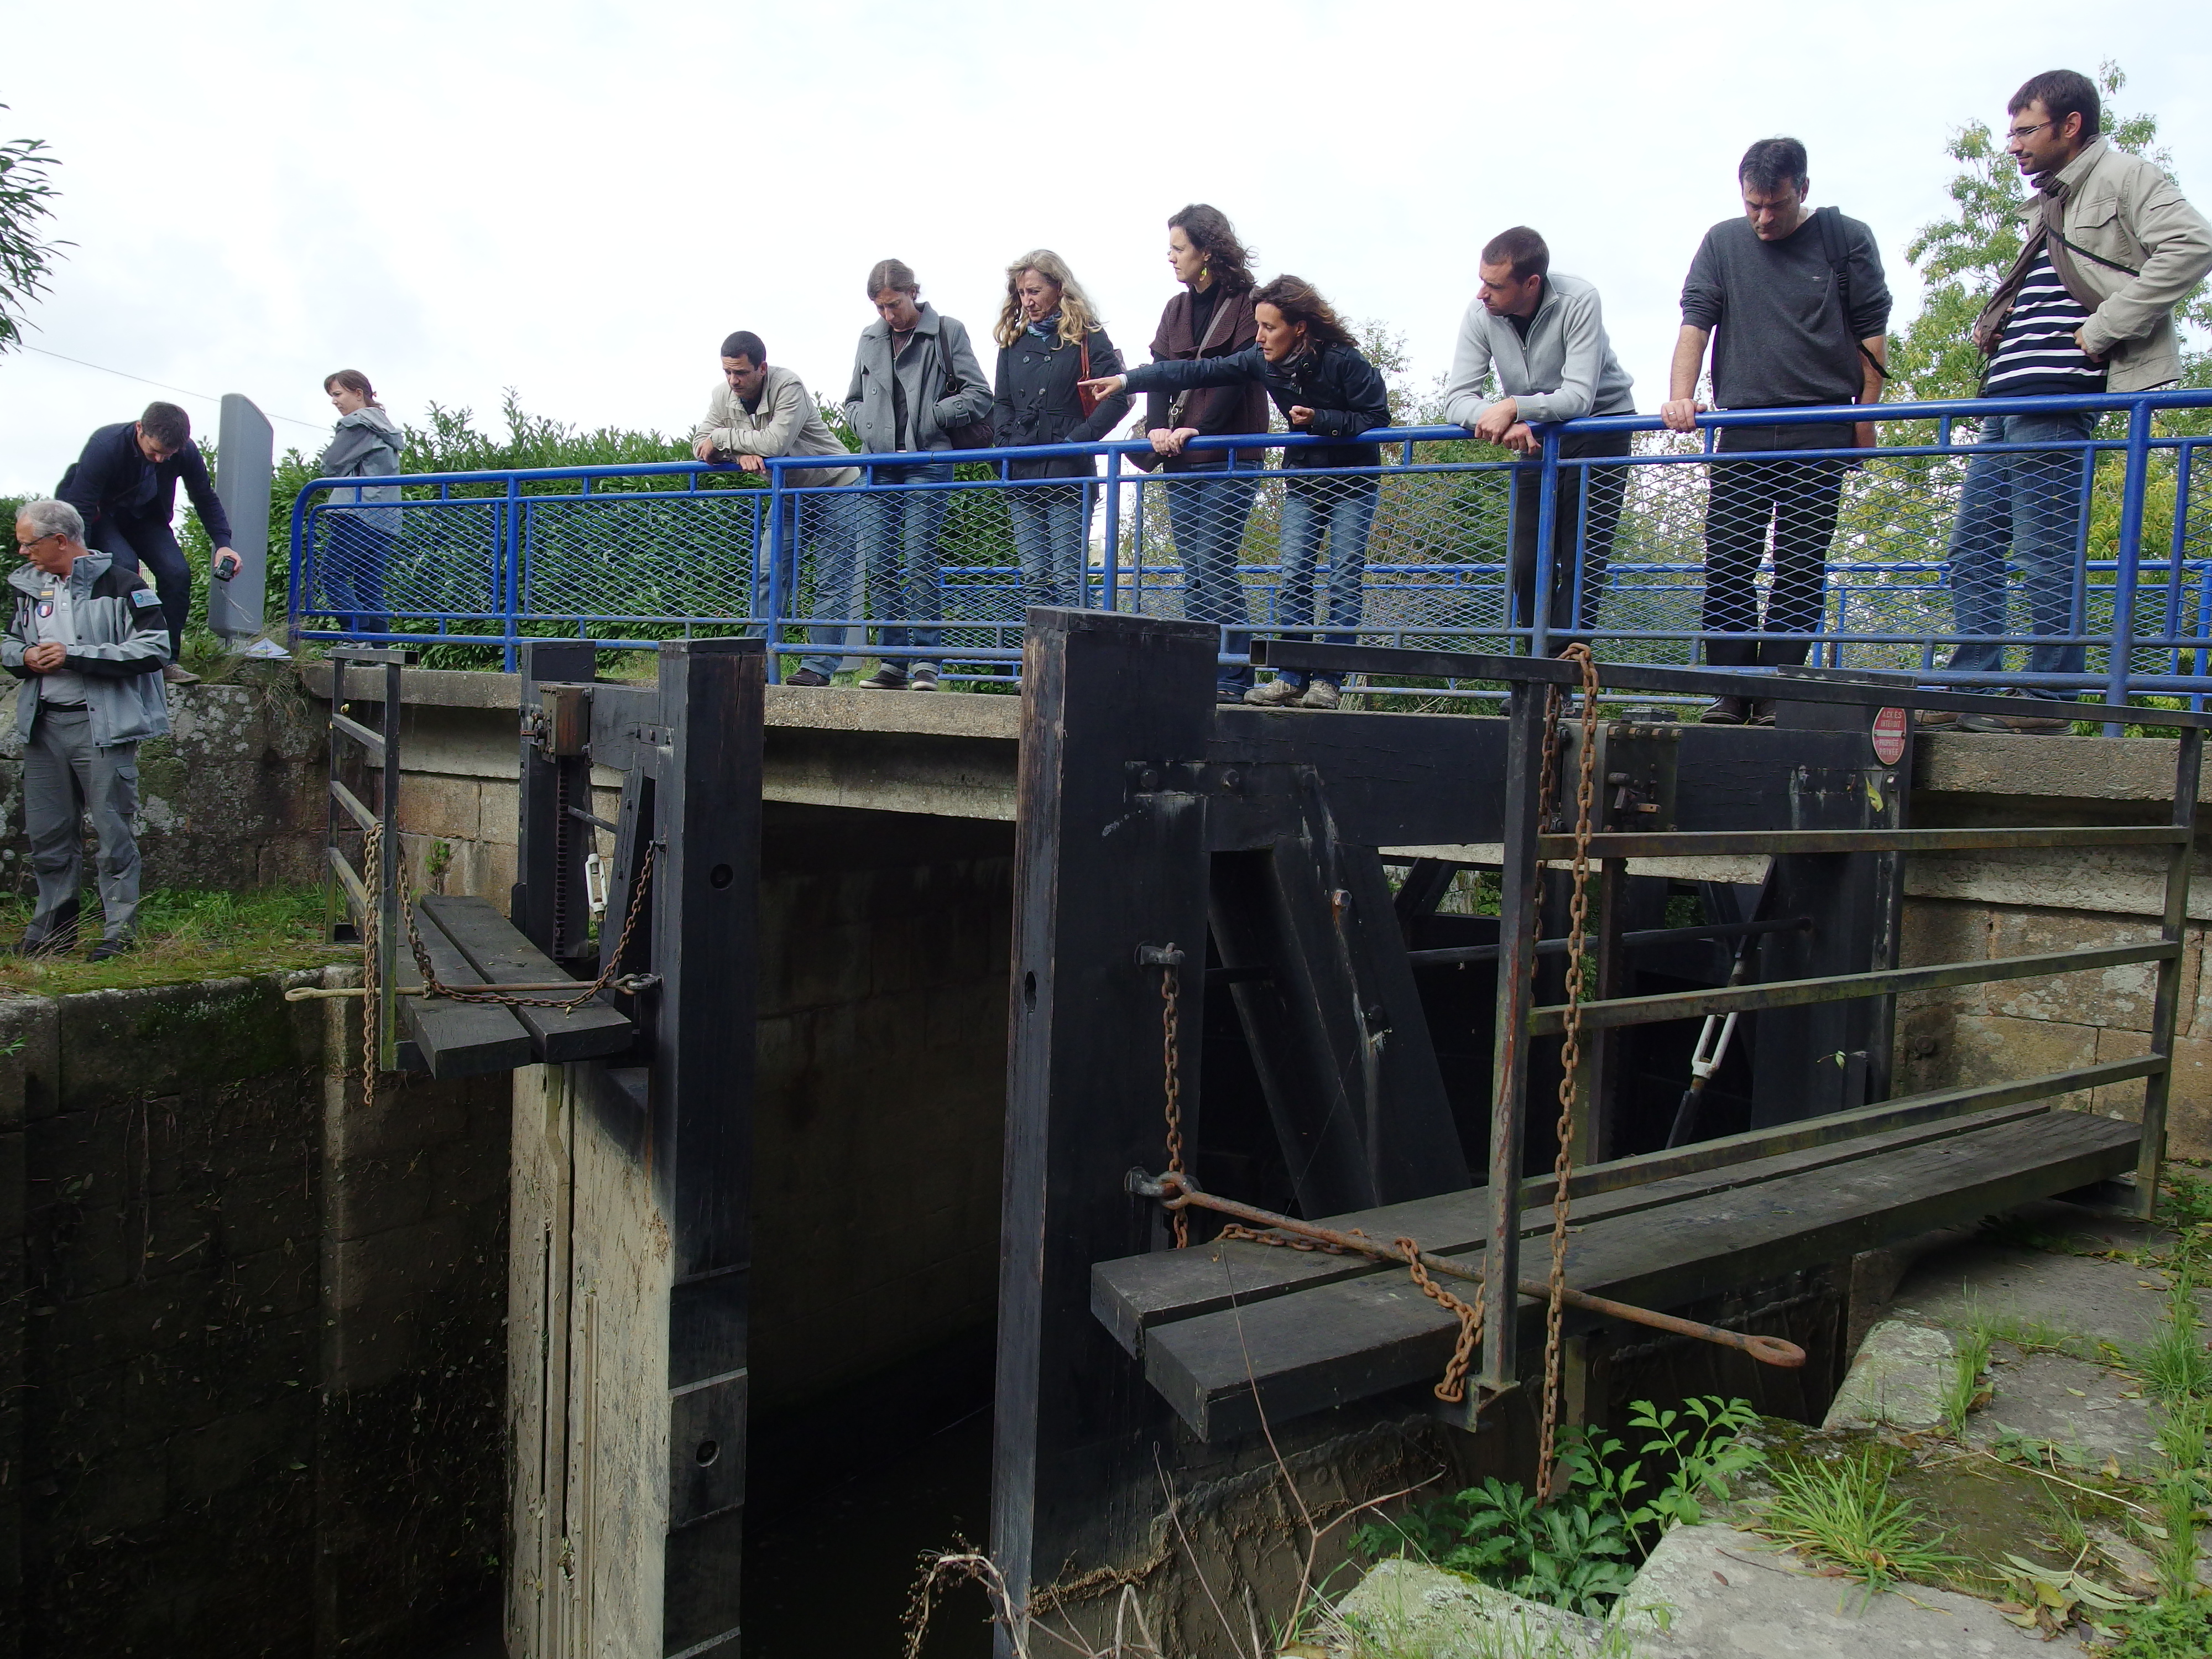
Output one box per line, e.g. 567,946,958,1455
690,330,862,688
1442,225,1636,649
1662,137,1891,727
1929,67,2212,735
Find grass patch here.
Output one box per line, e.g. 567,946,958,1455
1940,1322,1994,1440
0,886,347,996
1956,1299,2096,1362
1754,1444,1961,1600
2130,1277,2212,1404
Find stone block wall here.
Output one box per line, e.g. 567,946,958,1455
0,663,325,900
0,971,509,1658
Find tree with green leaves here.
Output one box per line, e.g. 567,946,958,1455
1888,63,2210,404
0,105,64,354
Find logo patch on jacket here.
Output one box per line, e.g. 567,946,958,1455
131,588,162,608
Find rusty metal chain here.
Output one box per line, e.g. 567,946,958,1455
403,841,659,1012
1161,954,1187,1248
1401,1235,1488,1404
349,819,659,1088
1536,643,1602,1503
359,822,383,1083
1214,1220,1487,1404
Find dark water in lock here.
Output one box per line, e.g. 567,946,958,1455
744,1403,997,1658
743,1327,1000,1658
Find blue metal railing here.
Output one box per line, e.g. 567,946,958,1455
288,387,2212,711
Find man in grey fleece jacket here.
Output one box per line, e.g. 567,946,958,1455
691,331,863,685
1442,226,1635,643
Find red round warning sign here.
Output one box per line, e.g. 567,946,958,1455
1872,706,1908,765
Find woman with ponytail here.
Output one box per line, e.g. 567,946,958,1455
316,370,404,637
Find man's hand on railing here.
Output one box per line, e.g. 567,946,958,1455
734,454,766,474
1470,399,1539,455
1471,398,1520,447
693,437,719,463
1287,405,1314,428
1659,398,1708,434
1149,426,1201,457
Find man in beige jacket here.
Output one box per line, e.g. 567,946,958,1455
691,331,863,686
1936,68,2212,731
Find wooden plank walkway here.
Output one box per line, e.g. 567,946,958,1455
1092,1104,2137,1440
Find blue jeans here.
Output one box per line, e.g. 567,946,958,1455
1008,480,1093,610
1943,409,2096,700
322,514,393,638
759,490,859,679
85,512,191,659
1270,476,1379,690
858,460,952,672
1165,468,1261,691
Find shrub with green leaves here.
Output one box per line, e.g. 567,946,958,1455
1349,1396,1762,1616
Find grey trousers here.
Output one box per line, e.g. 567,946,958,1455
24,708,141,942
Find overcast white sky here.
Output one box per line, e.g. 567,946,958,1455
3,2,2209,497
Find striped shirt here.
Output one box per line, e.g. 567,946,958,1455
1986,241,2106,397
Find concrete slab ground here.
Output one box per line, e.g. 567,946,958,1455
1621,1522,2083,1657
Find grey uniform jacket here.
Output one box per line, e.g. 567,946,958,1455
842,304,994,455
317,406,406,506
1,552,172,747
691,366,861,489
1441,274,1636,429
1975,135,2212,394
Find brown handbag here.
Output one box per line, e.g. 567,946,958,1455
1077,336,1099,418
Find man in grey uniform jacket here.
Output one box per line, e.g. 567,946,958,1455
1443,225,1636,644
4,499,172,958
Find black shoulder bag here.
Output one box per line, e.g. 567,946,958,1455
1814,205,1891,385
935,322,997,452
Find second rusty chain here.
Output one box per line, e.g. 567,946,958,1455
1536,643,1603,1502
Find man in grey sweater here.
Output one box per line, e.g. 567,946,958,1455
1662,138,1891,723
691,331,863,686
1443,226,1636,644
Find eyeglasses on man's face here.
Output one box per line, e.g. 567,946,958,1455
14,532,60,554
2007,119,2056,142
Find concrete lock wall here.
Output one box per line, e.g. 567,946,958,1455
0,970,510,1657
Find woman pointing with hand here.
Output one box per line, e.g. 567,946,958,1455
1084,274,1389,709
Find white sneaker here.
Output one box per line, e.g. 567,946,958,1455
1243,678,1303,707
1298,680,1340,710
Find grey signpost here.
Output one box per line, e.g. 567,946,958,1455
210,393,273,641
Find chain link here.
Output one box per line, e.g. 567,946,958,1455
1161,956,1187,1248
1215,1221,1487,1404
1536,644,1602,1503
359,822,383,1085
348,824,660,1090
403,841,658,1012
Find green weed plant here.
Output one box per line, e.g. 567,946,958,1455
1350,1397,1760,1616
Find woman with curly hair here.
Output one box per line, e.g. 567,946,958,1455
1141,205,1268,701
990,250,1129,609
1085,274,1389,708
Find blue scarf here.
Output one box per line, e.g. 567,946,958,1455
1024,311,1063,342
